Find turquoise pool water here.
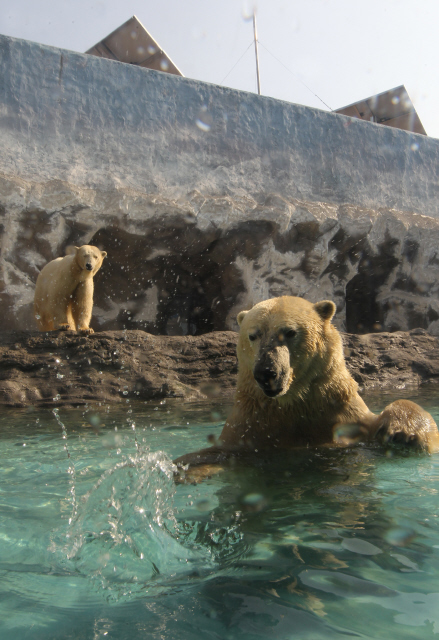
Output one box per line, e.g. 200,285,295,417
1,389,439,639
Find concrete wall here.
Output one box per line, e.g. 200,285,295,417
1,34,439,215
2,33,439,336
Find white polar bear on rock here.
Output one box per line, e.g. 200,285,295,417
34,245,107,334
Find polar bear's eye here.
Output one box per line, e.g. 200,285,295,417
284,329,297,339
248,333,258,342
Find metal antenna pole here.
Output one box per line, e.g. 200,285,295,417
253,10,261,95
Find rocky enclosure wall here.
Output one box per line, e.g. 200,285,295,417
1,34,439,335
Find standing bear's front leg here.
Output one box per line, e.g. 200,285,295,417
373,399,439,453
71,280,94,334
48,293,76,331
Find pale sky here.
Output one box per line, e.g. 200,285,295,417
1,0,439,139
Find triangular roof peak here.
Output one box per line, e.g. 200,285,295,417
86,15,183,77
336,85,426,135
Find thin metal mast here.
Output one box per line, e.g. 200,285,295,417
253,10,261,95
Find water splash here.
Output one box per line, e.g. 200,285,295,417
53,408,78,525
51,444,213,601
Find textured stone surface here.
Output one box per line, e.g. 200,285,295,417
0,328,437,408
0,330,238,407
2,34,439,336
1,35,439,211
3,174,439,336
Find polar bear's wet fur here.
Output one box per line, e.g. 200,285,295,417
175,296,439,475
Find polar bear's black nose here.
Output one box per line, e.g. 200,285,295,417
85,263,93,271
254,367,277,387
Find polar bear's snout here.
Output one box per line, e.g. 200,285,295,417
85,262,93,271
253,346,291,398
253,364,278,394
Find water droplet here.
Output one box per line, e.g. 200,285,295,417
333,423,363,445
130,30,137,40
391,96,400,105
241,492,267,511
200,382,221,398
411,142,419,151
137,46,145,56
56,373,64,379
160,59,169,71
385,526,416,547
122,391,128,396
147,45,156,55
242,0,256,21
196,499,214,512
53,394,61,401
89,414,101,427
35,314,41,320
196,105,212,132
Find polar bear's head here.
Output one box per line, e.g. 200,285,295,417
70,245,107,275
236,296,337,398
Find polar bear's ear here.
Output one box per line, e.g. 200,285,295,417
237,310,249,326
101,251,107,259
314,300,336,322
65,245,79,256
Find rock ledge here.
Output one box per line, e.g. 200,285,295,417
0,329,438,407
